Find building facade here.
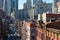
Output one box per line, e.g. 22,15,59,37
23,3,27,9
3,0,12,16
14,0,18,19
33,0,43,19
19,9,30,20
22,0,52,20
33,0,52,19
33,0,38,5
28,9,34,20
0,0,3,9
26,0,32,9
52,0,57,13
3,0,18,17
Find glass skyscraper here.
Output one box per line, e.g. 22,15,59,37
14,0,18,19
3,0,18,16
26,0,32,9
0,0,3,8
33,0,38,5
33,0,43,19
3,0,13,16
33,0,42,5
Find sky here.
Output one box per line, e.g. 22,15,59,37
18,0,52,9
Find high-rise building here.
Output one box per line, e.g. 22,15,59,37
23,3,27,9
18,9,30,20
3,0,15,16
0,0,3,9
14,0,18,19
26,0,32,9
3,0,18,18
11,0,15,12
33,0,38,5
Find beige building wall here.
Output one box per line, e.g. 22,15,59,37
38,14,41,20
28,9,34,20
25,21,31,40
52,0,57,13
42,13,46,23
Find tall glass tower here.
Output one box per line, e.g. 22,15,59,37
14,0,18,19
33,0,38,5
3,0,18,16
3,0,11,16
26,0,32,9
0,0,3,9
33,0,42,5
33,0,43,19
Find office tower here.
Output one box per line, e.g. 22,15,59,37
33,0,43,19
3,0,18,19
23,3,27,9
0,0,3,9
11,0,15,12
18,9,30,20
33,0,43,13
14,0,18,19
3,0,15,16
3,0,11,15
33,0,38,5
33,0,42,5
26,0,32,9
52,0,57,13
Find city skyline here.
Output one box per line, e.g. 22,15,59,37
18,0,52,9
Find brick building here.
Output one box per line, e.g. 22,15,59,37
17,20,60,40
30,20,60,40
